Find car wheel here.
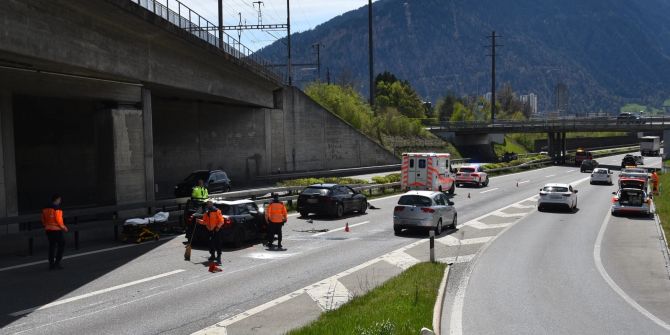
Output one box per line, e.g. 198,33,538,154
538,204,544,212
394,226,402,235
336,203,344,218
590,181,593,185
435,219,443,236
450,214,457,229
448,183,455,195
572,199,578,212
484,177,489,187
359,201,368,214
300,211,309,218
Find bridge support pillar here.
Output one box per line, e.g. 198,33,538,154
547,132,567,165
0,90,18,228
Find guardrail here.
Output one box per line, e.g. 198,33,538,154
426,116,670,133
131,0,283,83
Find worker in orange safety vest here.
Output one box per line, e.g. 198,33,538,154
265,194,288,249
198,200,225,264
41,194,68,270
652,170,660,195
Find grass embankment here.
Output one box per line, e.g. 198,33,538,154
288,262,446,335
655,163,670,246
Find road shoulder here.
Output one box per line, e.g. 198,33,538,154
601,211,670,325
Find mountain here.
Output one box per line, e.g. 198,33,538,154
256,0,670,114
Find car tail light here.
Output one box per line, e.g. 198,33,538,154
611,197,618,203
471,173,479,177
394,206,405,212
223,217,232,227
421,207,436,213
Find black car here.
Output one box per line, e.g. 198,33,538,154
616,112,644,124
174,170,231,198
187,200,266,247
580,159,599,172
501,152,519,163
297,184,368,218
621,155,637,168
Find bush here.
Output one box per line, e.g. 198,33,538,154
371,173,401,185
277,177,370,187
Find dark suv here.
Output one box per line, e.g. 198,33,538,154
621,155,638,169
616,112,644,124
580,159,599,172
174,170,231,198
297,184,368,218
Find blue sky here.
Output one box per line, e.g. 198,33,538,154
167,0,377,51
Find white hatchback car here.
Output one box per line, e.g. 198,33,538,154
393,191,457,235
538,183,578,212
590,168,613,185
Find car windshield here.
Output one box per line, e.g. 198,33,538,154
398,195,433,207
215,204,233,215
542,186,569,193
183,172,209,183
301,187,331,196
621,180,645,189
460,167,475,173
594,169,608,174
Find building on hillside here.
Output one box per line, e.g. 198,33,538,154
554,83,569,115
519,93,539,116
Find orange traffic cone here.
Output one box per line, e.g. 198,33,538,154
344,222,350,232
208,262,222,273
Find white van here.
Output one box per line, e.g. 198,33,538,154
401,153,456,194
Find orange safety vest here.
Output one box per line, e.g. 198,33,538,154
266,202,287,224
41,207,65,231
199,209,224,231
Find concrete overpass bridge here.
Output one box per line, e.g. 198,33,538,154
429,117,670,162
0,0,397,227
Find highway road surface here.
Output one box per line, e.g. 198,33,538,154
442,152,670,335
0,152,666,335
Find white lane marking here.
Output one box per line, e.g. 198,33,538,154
437,236,493,247
312,221,370,236
0,238,178,273
479,188,499,194
306,278,351,311
545,174,556,178
245,252,297,260
466,221,511,230
382,250,421,270
448,175,590,335
518,180,530,184
566,169,576,173
593,212,670,331
491,211,530,218
9,269,185,317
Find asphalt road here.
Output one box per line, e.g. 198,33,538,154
0,152,661,335
443,153,669,335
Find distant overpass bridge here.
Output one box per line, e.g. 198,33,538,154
428,117,670,162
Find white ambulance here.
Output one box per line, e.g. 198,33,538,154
401,153,456,194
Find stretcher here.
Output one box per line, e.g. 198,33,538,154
122,212,169,243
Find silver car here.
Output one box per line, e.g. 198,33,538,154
393,191,457,235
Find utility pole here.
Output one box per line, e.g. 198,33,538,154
217,0,223,48
326,67,331,84
252,1,264,25
287,0,292,86
368,0,374,106
486,31,502,123
312,43,322,81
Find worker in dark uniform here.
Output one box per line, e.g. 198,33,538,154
265,194,288,249
198,200,224,264
41,194,68,270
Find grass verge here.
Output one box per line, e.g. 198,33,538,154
654,171,670,247
287,262,446,335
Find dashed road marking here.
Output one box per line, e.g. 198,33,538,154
480,188,499,194
312,221,370,236
437,236,493,246
546,174,556,178
519,180,530,184
439,254,476,264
